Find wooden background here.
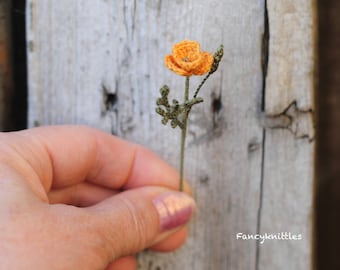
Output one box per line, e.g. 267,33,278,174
0,0,12,130
25,1,315,269
3,0,318,269
0,0,27,131
316,0,340,269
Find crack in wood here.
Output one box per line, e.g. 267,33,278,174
260,0,270,112
101,81,136,136
256,0,270,268
259,101,314,142
210,76,223,129
101,83,118,114
102,84,118,112
101,82,119,135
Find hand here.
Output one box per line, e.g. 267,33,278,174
0,126,195,270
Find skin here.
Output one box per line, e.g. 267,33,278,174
0,125,194,270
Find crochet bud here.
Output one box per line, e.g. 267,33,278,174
209,45,224,74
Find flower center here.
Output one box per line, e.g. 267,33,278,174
183,57,189,62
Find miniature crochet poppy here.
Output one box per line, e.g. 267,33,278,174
164,40,214,76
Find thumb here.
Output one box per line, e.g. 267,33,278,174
88,186,195,259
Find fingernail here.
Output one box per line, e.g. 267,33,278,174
153,192,195,231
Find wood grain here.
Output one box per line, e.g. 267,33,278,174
258,1,315,269
26,0,315,269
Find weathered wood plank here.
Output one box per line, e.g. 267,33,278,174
258,1,315,269
0,0,12,131
26,0,315,269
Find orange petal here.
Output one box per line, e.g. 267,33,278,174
172,40,200,62
164,55,191,76
172,40,202,72
175,56,202,73
192,52,214,75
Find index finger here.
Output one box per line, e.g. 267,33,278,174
0,125,182,192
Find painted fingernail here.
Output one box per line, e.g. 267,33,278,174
153,192,195,231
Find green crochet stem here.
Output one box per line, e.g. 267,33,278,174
179,76,190,191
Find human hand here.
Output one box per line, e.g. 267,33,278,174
0,126,195,270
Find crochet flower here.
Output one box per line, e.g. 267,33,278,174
164,40,214,76
158,41,223,191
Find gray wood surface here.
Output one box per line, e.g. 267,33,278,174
26,0,315,269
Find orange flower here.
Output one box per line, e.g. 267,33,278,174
164,40,214,76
